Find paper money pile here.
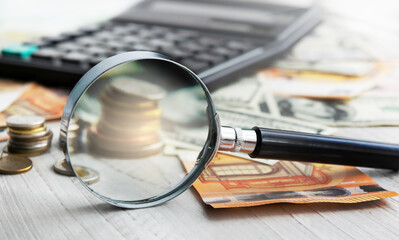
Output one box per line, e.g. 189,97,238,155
0,82,68,142
166,15,399,207
181,153,398,208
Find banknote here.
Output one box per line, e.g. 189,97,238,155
290,15,399,61
0,84,68,128
163,108,334,160
272,94,399,127
258,62,392,99
0,79,31,112
286,18,379,62
180,152,398,208
212,75,280,116
273,60,377,77
0,129,7,142
217,108,335,135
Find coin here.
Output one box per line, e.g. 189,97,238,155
100,90,158,110
102,105,162,121
88,141,164,159
7,128,50,139
9,126,47,135
109,76,166,101
67,123,80,132
6,115,45,129
97,120,161,138
53,158,74,176
8,140,52,149
0,155,32,174
88,125,161,144
75,166,100,185
7,145,51,156
8,130,53,142
53,159,100,185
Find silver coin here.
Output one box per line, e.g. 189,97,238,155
53,158,74,176
6,115,45,128
110,76,166,101
68,123,80,132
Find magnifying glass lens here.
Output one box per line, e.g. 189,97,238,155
66,58,214,204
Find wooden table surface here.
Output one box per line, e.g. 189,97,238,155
1,122,399,240
2,0,399,238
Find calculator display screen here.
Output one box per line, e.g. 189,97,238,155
117,0,308,37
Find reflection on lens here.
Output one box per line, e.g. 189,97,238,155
66,58,212,202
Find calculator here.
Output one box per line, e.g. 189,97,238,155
0,0,321,90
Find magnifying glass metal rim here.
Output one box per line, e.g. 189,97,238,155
60,51,221,208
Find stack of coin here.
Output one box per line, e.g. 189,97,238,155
87,77,166,158
59,117,81,153
6,115,53,156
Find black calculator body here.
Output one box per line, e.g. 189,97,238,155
0,0,321,90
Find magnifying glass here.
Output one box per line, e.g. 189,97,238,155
60,51,399,208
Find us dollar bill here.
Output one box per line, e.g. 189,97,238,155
211,75,280,116
272,94,399,127
217,108,335,135
163,107,334,152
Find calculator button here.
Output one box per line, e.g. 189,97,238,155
89,55,109,67
75,37,102,47
148,39,173,49
198,37,222,47
211,47,239,58
132,43,157,51
226,41,252,51
55,43,84,52
121,36,144,44
174,30,199,39
180,59,210,72
2,44,38,58
31,48,62,61
179,42,204,53
194,53,224,65
61,52,90,66
159,47,192,60
84,46,112,56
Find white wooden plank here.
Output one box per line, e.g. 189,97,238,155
1,123,399,240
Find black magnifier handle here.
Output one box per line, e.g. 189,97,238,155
219,126,399,170
251,127,399,170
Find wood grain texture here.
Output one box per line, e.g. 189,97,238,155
1,123,399,240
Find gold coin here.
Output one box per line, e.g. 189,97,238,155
88,125,161,147
8,124,45,131
75,166,100,185
97,119,160,137
9,130,53,143
0,155,32,174
102,105,162,121
9,126,47,135
7,145,51,156
7,128,50,139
